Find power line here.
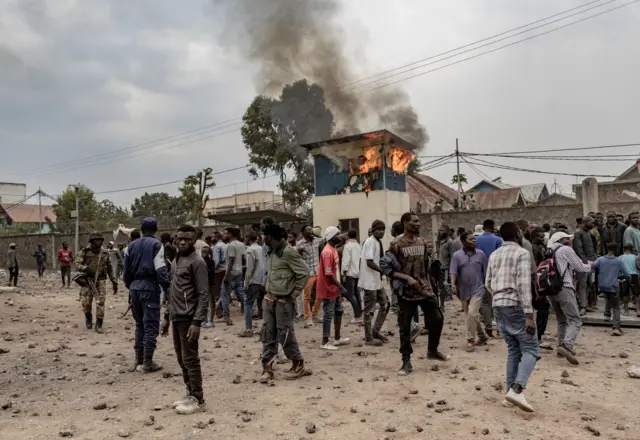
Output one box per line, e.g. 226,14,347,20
466,153,639,161
465,156,619,178
460,155,494,181
358,0,639,95
7,2,625,179
345,0,617,93
468,142,640,156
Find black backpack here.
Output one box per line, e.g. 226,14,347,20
535,247,568,296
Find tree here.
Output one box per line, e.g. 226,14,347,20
131,192,185,227
241,79,334,209
97,199,132,229
180,168,216,226
53,186,101,233
451,173,468,186
408,159,422,175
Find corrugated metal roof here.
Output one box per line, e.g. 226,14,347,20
519,183,548,203
0,204,57,224
473,188,525,209
407,174,457,211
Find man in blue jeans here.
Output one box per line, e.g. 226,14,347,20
485,222,539,413
221,227,246,326
241,231,265,337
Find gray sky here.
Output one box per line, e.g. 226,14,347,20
1,0,639,207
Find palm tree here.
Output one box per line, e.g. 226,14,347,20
451,173,468,185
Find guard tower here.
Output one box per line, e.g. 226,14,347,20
301,130,416,247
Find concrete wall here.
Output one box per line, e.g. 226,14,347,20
0,182,27,204
574,179,640,203
313,190,409,248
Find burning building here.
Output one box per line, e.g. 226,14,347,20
301,130,416,247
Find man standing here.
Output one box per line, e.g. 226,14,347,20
573,215,597,315
359,220,390,346
161,224,209,415
124,218,170,373
76,233,118,333
548,231,593,365
194,228,208,255
212,230,227,321
485,222,539,413
623,212,640,254
33,244,46,278
475,219,503,258
317,226,350,351
602,211,626,256
437,225,455,309
57,242,73,288
595,242,630,336
389,214,449,375
530,228,550,344
341,228,362,325
7,243,18,287
221,227,246,326
450,231,489,352
296,225,323,327
260,223,311,384
242,231,265,337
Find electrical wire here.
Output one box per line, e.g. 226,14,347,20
465,156,619,178
358,0,639,95
467,142,640,156
465,153,639,161
460,155,494,181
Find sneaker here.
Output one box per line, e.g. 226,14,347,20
260,362,275,384
238,328,254,338
603,316,611,322
612,328,623,336
397,360,413,376
466,342,475,352
365,339,383,347
201,321,214,328
579,308,586,316
501,399,514,408
427,350,451,361
372,332,389,343
303,319,314,328
334,337,350,346
505,388,534,412
348,317,363,325
171,394,191,409
320,342,339,351
175,396,206,415
284,360,312,380
225,317,234,326
557,345,579,365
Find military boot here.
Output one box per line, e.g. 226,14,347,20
285,360,312,380
141,352,163,373
129,350,144,372
95,318,104,334
259,361,274,384
85,312,93,330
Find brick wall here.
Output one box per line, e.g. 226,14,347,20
574,179,640,203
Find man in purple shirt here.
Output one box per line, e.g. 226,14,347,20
450,231,490,352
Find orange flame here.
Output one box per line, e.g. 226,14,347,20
357,146,382,174
387,147,415,173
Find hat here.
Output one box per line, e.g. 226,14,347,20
549,231,573,246
140,217,158,231
312,226,322,238
473,225,483,236
323,226,340,241
108,241,115,245
89,232,103,241
9,243,16,248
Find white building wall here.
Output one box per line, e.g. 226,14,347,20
313,190,409,248
0,182,27,204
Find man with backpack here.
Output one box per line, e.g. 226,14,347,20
546,231,594,366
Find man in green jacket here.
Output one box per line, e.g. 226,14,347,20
260,223,311,384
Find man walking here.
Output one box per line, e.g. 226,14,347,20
212,230,227,320
437,225,455,309
389,214,449,375
450,231,489,352
76,233,118,333
317,226,350,351
161,224,209,415
260,223,311,384
530,228,550,344
359,220,390,346
221,227,246,326
123,218,170,373
296,225,323,327
33,244,46,278
57,242,73,288
573,216,597,315
242,231,265,337
7,243,18,287
485,222,539,413
341,228,363,324
595,242,630,336
548,231,593,365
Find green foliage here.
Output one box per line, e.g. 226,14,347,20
131,192,186,227
53,186,101,233
408,159,422,175
241,79,334,209
451,173,468,185
180,168,216,226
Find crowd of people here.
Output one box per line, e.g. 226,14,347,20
4,208,640,416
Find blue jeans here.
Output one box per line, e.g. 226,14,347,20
221,274,245,319
343,277,362,318
245,284,263,329
493,306,540,390
130,289,161,354
322,297,344,340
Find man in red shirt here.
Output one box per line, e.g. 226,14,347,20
316,226,350,351
57,241,73,288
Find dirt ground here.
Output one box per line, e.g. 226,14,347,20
1,271,639,440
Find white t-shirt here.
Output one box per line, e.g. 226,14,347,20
358,236,383,291
225,239,246,276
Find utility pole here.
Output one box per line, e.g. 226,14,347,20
38,187,42,233
73,184,80,257
455,138,462,207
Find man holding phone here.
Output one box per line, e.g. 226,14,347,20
485,222,540,414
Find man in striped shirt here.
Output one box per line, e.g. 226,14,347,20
485,222,539,413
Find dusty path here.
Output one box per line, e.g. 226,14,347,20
1,272,639,440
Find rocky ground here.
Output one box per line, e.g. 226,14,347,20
1,271,639,440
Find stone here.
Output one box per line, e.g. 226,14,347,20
93,353,104,359
561,370,570,378
492,382,503,392
193,421,207,429
409,389,419,395
305,422,317,434
242,415,252,422
143,416,155,426
117,430,131,438
92,402,107,410
385,425,397,433
232,375,242,384
619,352,629,359
162,372,172,379
482,428,490,435
416,426,424,432
59,430,74,437
350,406,357,413
585,425,600,436
0,348,9,354
209,418,216,425
76,352,87,357
626,365,640,379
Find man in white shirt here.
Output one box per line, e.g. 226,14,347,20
341,228,362,324
358,220,389,346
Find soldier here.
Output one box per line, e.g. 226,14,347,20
76,233,118,333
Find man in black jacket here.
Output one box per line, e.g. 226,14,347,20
573,216,596,315
161,224,209,415
602,211,627,256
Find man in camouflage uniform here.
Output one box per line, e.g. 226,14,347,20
76,233,118,333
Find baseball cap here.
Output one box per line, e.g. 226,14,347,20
323,226,340,241
473,225,483,236
549,231,573,245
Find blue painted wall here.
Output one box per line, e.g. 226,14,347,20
470,182,499,193
313,154,406,196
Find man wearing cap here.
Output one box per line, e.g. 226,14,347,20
123,218,170,373
548,231,593,366
76,233,118,333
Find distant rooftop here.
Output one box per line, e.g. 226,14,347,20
301,129,418,151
